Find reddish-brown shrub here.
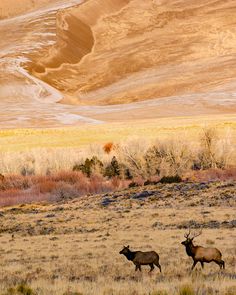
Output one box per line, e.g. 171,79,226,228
38,181,57,194
103,142,114,154
185,167,236,182
88,174,106,194
0,188,54,207
0,175,32,191
51,181,80,200
50,171,82,184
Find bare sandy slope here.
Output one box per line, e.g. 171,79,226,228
0,0,63,19
0,0,236,128
29,0,236,106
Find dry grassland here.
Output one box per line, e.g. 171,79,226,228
0,181,235,295
0,116,236,152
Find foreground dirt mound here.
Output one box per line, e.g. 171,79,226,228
30,0,236,106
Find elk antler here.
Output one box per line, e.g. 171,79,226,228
192,229,202,239
184,228,191,238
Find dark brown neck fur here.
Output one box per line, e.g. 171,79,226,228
185,241,198,258
123,250,137,261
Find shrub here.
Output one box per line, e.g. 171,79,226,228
16,284,35,295
103,142,114,154
178,284,195,295
38,180,57,193
52,182,79,200
104,156,120,178
188,167,236,182
144,145,162,176
129,181,139,188
51,171,81,184
3,175,32,190
115,140,148,178
21,167,35,176
160,175,182,184
73,156,103,177
144,179,159,186
196,127,234,170
3,284,36,295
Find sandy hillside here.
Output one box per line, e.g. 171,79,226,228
0,0,62,19
29,0,236,105
0,0,236,128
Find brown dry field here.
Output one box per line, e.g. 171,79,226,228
0,181,235,295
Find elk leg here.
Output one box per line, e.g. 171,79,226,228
219,260,225,269
215,260,221,269
200,262,204,269
149,263,154,272
154,261,162,273
214,260,225,270
135,265,139,271
191,261,198,270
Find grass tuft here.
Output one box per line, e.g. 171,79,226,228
178,284,195,295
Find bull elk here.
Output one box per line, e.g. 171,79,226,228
119,245,161,272
181,230,225,270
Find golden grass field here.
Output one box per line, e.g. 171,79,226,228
0,115,236,152
0,181,235,295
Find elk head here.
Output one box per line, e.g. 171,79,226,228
119,245,130,255
181,229,202,246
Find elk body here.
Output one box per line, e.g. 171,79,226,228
119,245,161,272
181,230,225,270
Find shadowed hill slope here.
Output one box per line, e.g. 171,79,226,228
29,0,236,106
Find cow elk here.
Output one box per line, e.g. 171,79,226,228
119,245,161,272
181,230,225,270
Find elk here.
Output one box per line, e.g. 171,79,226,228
119,245,161,272
181,230,225,270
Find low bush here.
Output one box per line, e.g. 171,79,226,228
160,175,182,184
73,156,103,177
3,284,36,295
104,156,120,178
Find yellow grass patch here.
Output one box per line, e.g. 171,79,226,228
0,115,236,152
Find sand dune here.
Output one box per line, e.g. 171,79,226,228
0,0,236,128
0,0,62,19
29,0,236,106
